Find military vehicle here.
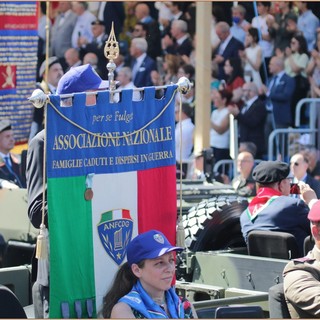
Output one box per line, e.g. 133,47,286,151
0,164,296,319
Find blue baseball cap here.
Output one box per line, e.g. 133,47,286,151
56,64,110,95
126,230,183,266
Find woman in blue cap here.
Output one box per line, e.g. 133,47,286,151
101,229,196,318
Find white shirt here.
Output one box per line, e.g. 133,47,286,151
0,152,11,167
132,53,146,80
114,82,141,102
72,10,96,48
175,118,194,162
210,107,230,148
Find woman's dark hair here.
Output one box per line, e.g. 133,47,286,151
218,89,233,105
100,261,144,318
248,27,259,43
181,64,195,80
257,1,271,8
292,34,309,55
226,57,244,84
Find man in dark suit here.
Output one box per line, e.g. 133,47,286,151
98,1,125,38
129,37,157,88
162,19,193,57
228,82,267,159
213,21,244,79
290,152,320,198
0,120,25,188
264,56,295,129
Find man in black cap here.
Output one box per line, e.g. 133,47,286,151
0,119,25,188
79,19,109,79
240,160,310,255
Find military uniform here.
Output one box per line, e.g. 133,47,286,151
232,172,256,197
283,246,320,318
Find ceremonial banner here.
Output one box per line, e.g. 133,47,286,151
0,1,38,142
46,86,178,318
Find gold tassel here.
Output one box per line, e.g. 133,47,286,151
176,218,185,248
36,223,48,259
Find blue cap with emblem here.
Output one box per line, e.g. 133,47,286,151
126,230,183,266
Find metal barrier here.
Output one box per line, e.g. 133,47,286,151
213,159,262,181
268,128,317,161
295,98,320,131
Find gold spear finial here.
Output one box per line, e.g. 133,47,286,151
104,22,119,96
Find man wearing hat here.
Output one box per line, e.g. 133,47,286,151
79,19,109,79
0,120,24,188
240,160,310,255
29,56,64,141
283,194,320,318
26,64,110,318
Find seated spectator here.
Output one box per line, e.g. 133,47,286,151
239,141,257,158
240,160,310,256
101,229,196,318
83,52,103,78
283,198,320,318
301,147,320,180
290,152,320,198
0,120,25,188
64,48,82,70
232,151,256,197
115,67,141,102
175,103,195,179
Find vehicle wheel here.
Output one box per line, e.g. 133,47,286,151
183,195,248,251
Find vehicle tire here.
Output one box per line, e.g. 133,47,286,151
183,195,249,251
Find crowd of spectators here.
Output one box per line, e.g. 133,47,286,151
34,1,320,184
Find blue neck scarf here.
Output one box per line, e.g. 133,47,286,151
119,280,184,318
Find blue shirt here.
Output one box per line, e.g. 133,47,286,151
298,10,319,52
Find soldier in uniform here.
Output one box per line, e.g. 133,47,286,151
283,198,320,318
0,119,24,188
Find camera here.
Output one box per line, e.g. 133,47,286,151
290,183,300,194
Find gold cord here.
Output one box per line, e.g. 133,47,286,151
46,88,178,139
